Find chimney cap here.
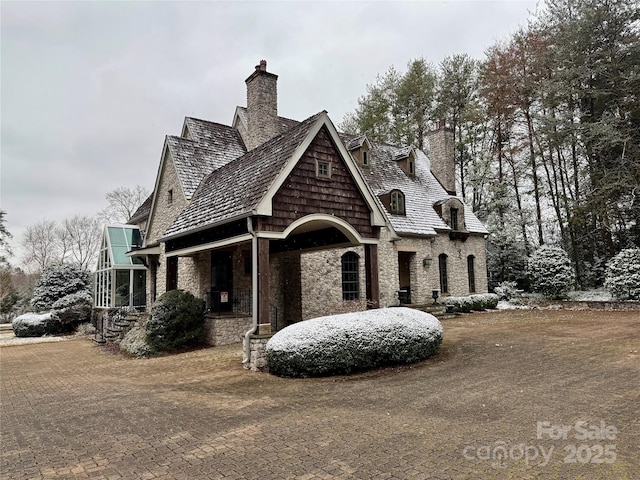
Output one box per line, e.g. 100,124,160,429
256,59,267,72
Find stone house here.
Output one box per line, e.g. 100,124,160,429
96,60,488,350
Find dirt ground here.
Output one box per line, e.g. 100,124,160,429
1,309,639,479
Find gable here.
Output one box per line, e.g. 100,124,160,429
260,126,376,238
145,147,189,245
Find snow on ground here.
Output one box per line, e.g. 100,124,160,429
0,334,70,346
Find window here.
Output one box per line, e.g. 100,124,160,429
362,150,369,166
439,253,449,294
341,252,359,300
317,160,331,179
167,189,174,205
450,207,459,230
409,160,415,175
467,255,476,293
94,225,146,309
390,190,405,215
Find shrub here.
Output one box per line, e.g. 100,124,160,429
52,290,93,327
266,307,443,378
443,294,499,313
120,324,155,357
604,248,640,300
12,312,62,337
494,281,518,301
146,290,206,352
527,245,576,299
31,264,91,311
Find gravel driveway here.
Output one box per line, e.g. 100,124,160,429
1,309,638,479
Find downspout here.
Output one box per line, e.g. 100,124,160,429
243,217,259,365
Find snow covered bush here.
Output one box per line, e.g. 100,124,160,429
604,248,640,300
266,307,443,378
120,324,155,357
31,264,91,311
52,290,93,327
494,281,518,301
12,312,62,337
527,245,576,299
443,294,498,313
146,290,206,352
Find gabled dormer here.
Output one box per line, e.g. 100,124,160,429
345,134,372,168
394,146,416,177
379,189,406,216
434,197,468,241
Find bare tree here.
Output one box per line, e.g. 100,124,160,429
62,215,102,271
99,185,150,224
21,220,60,272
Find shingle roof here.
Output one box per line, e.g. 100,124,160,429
234,106,300,135
168,119,246,199
127,194,153,225
163,112,324,238
347,138,488,236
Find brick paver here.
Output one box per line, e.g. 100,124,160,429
1,309,639,479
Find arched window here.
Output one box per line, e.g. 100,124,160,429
341,252,360,300
390,190,406,215
439,253,448,294
467,255,476,293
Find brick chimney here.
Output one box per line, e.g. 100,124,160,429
426,118,456,195
245,60,278,150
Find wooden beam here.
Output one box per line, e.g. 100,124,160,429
257,237,271,333
365,244,379,309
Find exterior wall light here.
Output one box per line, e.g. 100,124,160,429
423,256,432,268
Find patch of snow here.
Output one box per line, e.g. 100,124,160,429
11,312,58,326
567,289,613,302
0,335,70,346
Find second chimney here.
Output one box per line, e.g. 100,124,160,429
426,119,456,195
245,60,278,150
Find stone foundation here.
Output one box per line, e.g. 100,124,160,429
204,315,253,346
243,335,271,372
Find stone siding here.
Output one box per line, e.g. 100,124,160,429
300,247,367,320
204,316,253,346
146,151,188,245
426,126,455,193
245,65,278,150
177,252,210,302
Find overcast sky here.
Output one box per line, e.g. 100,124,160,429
1,0,538,267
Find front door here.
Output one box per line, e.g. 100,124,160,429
211,251,233,312
398,252,413,304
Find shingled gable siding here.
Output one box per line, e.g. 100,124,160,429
259,126,376,239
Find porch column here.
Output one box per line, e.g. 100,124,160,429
257,237,271,334
365,244,380,309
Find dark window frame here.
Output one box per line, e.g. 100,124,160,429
450,207,459,230
439,253,448,294
467,255,476,293
390,190,406,215
341,251,360,300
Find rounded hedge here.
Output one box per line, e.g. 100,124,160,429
527,245,576,299
146,290,206,352
12,312,62,337
266,307,443,378
604,248,640,300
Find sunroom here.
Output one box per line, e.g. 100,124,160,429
94,225,147,309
